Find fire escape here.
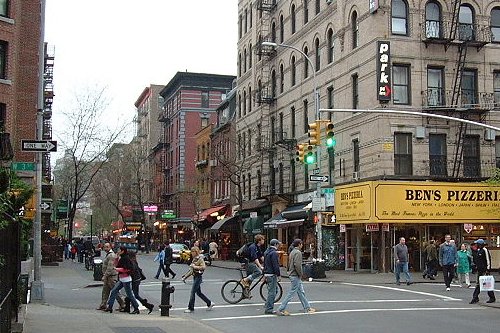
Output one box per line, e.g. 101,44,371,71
43,43,55,182
421,0,491,178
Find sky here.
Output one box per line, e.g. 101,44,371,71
45,0,238,142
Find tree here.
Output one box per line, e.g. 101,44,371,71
53,87,127,240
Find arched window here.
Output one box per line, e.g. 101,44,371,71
248,43,253,68
271,21,276,42
304,0,309,24
280,64,284,93
248,86,252,112
271,70,277,98
352,11,359,49
291,56,296,86
392,0,409,35
458,4,475,41
238,53,242,76
315,38,320,71
280,15,284,43
243,48,247,72
243,89,247,115
239,14,242,39
244,9,248,33
291,4,296,34
238,93,242,118
303,46,309,78
425,1,442,39
327,28,334,64
492,7,500,42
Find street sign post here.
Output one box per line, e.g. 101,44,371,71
21,140,57,152
309,175,329,182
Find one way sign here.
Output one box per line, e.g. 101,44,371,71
21,140,57,152
309,175,329,182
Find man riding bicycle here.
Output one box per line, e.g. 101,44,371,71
241,234,265,288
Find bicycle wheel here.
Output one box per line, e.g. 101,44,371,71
260,279,283,303
221,280,245,304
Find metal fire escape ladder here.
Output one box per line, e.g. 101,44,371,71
446,0,462,50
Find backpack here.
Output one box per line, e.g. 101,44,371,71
236,242,253,260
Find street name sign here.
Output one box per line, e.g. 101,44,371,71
11,162,35,171
21,140,57,152
309,175,329,182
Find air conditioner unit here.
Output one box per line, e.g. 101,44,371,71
484,128,496,141
209,160,217,167
352,171,360,180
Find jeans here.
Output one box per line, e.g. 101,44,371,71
131,280,145,304
100,275,124,308
188,274,211,311
442,264,455,288
278,276,311,312
246,262,262,282
395,261,412,283
155,260,167,278
107,280,139,311
264,275,278,313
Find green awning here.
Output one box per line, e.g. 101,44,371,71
243,216,264,234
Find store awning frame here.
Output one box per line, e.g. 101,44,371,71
210,216,237,231
264,218,304,229
193,205,228,222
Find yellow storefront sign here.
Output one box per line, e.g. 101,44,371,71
335,181,500,224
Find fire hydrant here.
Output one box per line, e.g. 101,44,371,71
159,277,175,316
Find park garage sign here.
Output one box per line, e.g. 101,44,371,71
377,41,391,102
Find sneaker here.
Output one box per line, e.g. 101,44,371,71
277,310,290,316
184,309,193,313
207,302,214,311
306,308,316,314
264,310,277,314
446,287,451,291
240,278,250,288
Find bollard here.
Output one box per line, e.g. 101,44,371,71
159,277,175,316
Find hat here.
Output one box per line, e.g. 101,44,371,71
475,239,485,245
292,239,302,247
270,239,281,247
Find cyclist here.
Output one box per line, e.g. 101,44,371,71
240,234,265,288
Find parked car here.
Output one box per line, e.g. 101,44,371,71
171,243,190,263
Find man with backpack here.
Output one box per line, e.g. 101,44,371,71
240,234,265,288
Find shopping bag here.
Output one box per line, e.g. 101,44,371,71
479,275,495,292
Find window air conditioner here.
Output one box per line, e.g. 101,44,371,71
352,171,359,180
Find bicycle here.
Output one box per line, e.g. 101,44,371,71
220,265,283,304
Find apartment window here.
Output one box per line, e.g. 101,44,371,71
243,49,247,72
352,11,359,49
238,53,242,77
458,4,475,41
290,160,296,192
0,0,8,17
257,124,262,150
248,173,252,199
279,64,284,93
303,46,309,78
315,38,320,72
327,86,334,121
304,0,309,24
494,71,500,104
249,43,252,68
493,7,500,42
279,113,284,141
0,41,7,80
425,1,442,38
249,4,253,28
304,164,309,190
257,170,262,198
239,14,242,39
495,136,500,168
271,69,277,98
248,86,252,112
291,4,296,34
291,56,296,86
242,90,247,115
271,116,276,144
0,103,6,130
463,135,480,177
278,163,284,193
242,132,246,158
461,69,477,106
392,0,409,35
352,74,359,109
303,99,309,133
328,146,335,186
429,134,447,176
280,15,284,43
248,129,252,156
238,93,242,118
244,9,248,33
393,65,410,105
394,133,413,175
315,0,320,15
291,106,296,138
353,139,360,173
327,29,334,64
427,67,445,106
271,22,277,42
242,174,246,199
238,134,242,159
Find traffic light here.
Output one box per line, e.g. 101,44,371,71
308,121,321,146
325,122,336,148
305,145,316,164
295,143,306,163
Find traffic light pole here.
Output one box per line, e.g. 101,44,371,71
313,86,323,260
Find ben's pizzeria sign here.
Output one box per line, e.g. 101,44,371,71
335,181,500,223
377,41,391,102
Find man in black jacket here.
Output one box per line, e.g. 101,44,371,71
263,239,281,314
470,239,496,304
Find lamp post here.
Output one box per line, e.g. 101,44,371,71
262,41,324,259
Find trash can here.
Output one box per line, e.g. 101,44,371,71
93,258,103,281
311,261,326,279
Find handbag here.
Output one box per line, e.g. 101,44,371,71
479,275,495,292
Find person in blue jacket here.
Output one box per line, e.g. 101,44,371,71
438,234,457,291
263,239,281,314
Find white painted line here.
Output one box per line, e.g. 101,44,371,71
342,282,462,301
170,298,452,311
202,307,481,321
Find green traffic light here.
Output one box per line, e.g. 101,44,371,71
305,152,316,164
326,137,336,147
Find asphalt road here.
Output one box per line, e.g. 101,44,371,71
42,253,500,333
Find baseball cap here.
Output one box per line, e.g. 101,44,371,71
475,239,485,245
270,239,281,247
292,239,302,247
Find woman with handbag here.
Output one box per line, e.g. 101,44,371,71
105,246,141,314
181,247,214,313
121,252,154,314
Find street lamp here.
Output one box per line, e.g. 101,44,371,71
261,41,324,259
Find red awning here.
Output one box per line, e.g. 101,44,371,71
193,205,228,222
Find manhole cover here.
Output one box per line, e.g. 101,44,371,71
112,328,165,333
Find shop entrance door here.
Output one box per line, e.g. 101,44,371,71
393,225,423,271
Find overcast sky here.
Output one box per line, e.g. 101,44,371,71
45,0,237,141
